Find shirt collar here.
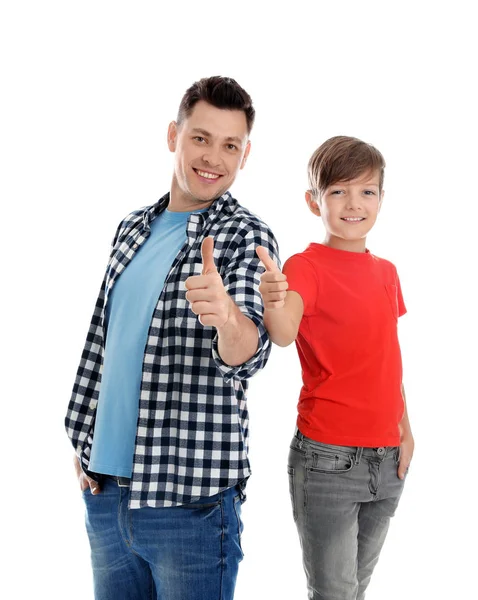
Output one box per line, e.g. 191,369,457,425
142,190,236,231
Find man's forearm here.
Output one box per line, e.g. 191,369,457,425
216,298,259,366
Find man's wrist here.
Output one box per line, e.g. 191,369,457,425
217,296,241,333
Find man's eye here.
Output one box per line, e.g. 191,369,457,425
193,136,205,143
227,144,237,151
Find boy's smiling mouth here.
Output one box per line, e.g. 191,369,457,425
341,217,366,222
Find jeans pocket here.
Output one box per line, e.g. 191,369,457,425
309,451,355,474
233,494,245,559
287,466,298,522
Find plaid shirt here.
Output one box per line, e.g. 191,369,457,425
65,191,280,508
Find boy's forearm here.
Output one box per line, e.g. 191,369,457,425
264,307,299,347
399,384,412,438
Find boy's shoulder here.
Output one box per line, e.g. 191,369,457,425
369,252,399,274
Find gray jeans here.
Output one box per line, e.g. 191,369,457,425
288,429,405,600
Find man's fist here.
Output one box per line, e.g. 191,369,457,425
256,246,288,310
185,237,232,329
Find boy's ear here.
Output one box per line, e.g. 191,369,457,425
305,190,321,217
378,189,385,212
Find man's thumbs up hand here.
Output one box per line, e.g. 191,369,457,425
185,237,232,328
256,246,288,309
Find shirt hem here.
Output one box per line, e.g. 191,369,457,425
298,422,401,448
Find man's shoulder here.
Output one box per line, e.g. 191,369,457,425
220,196,275,238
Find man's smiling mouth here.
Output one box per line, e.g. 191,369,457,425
193,168,222,180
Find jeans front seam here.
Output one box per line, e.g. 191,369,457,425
122,488,144,559
303,449,310,528
219,492,225,600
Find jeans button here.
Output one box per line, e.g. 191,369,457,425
377,447,385,456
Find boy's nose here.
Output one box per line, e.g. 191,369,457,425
346,194,363,210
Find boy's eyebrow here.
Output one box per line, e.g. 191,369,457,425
191,128,243,146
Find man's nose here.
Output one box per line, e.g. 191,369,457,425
202,147,221,166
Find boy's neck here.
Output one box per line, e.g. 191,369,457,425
322,234,367,253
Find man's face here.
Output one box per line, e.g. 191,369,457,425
168,101,251,209
311,171,383,245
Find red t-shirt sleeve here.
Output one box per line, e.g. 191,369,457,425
395,268,407,317
283,254,319,316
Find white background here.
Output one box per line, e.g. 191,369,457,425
1,1,477,598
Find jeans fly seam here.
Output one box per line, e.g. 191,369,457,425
219,493,225,600
303,450,309,526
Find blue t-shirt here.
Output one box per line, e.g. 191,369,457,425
89,208,203,477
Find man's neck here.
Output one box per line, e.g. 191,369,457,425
168,179,215,213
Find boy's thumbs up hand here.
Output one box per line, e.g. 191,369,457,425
185,237,232,328
256,246,288,309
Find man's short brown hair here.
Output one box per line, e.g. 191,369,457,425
177,76,255,133
308,136,386,196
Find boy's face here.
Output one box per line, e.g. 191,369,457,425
307,170,383,251
167,100,251,210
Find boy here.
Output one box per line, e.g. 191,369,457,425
256,136,414,600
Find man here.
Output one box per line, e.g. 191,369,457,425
66,76,279,600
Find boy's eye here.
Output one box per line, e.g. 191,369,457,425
193,136,205,143
363,190,376,195
331,190,343,195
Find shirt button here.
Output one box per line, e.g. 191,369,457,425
377,447,385,456
133,243,139,250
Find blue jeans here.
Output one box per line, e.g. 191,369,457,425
288,430,405,600
83,479,244,600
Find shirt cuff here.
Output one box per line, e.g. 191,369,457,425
211,309,271,382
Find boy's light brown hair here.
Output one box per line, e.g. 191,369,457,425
308,136,386,197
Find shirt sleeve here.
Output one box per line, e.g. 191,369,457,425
283,254,319,316
395,268,407,317
211,225,281,382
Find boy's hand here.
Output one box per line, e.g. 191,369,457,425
398,431,414,480
185,237,232,328
256,246,288,309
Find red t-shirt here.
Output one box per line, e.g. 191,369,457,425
283,243,406,447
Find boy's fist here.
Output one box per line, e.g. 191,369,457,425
256,246,288,310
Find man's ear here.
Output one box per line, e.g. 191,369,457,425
240,140,251,170
305,190,321,217
167,121,178,153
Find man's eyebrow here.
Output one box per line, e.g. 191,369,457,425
191,128,243,145
224,136,243,145
191,128,212,137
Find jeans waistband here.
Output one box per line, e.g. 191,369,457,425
294,427,397,463
103,474,131,488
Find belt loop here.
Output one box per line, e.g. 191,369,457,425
295,427,304,449
354,447,363,465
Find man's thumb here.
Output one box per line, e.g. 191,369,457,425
201,237,217,275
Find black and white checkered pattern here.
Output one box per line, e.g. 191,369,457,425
65,191,280,508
